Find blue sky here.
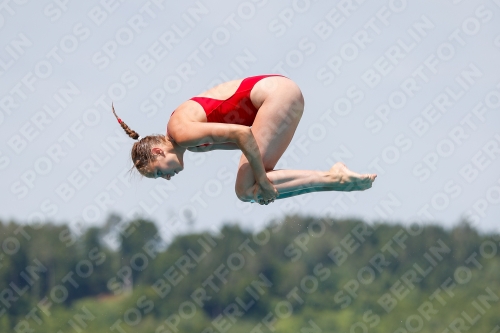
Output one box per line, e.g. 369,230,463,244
1,0,499,239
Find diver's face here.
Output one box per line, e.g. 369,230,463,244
144,148,183,180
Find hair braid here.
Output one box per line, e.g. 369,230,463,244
112,103,140,140
111,103,167,176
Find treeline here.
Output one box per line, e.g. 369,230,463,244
0,214,499,333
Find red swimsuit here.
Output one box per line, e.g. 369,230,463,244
167,74,284,144
190,74,283,126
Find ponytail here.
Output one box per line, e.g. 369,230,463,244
112,103,141,140
111,103,165,174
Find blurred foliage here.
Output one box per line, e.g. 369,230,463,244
0,215,498,332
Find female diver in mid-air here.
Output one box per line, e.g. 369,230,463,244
112,74,377,205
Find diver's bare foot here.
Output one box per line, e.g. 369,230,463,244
327,162,377,191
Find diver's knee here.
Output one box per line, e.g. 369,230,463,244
235,185,253,202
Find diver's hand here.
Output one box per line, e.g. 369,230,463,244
253,179,279,205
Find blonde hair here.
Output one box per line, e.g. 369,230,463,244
112,103,166,174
